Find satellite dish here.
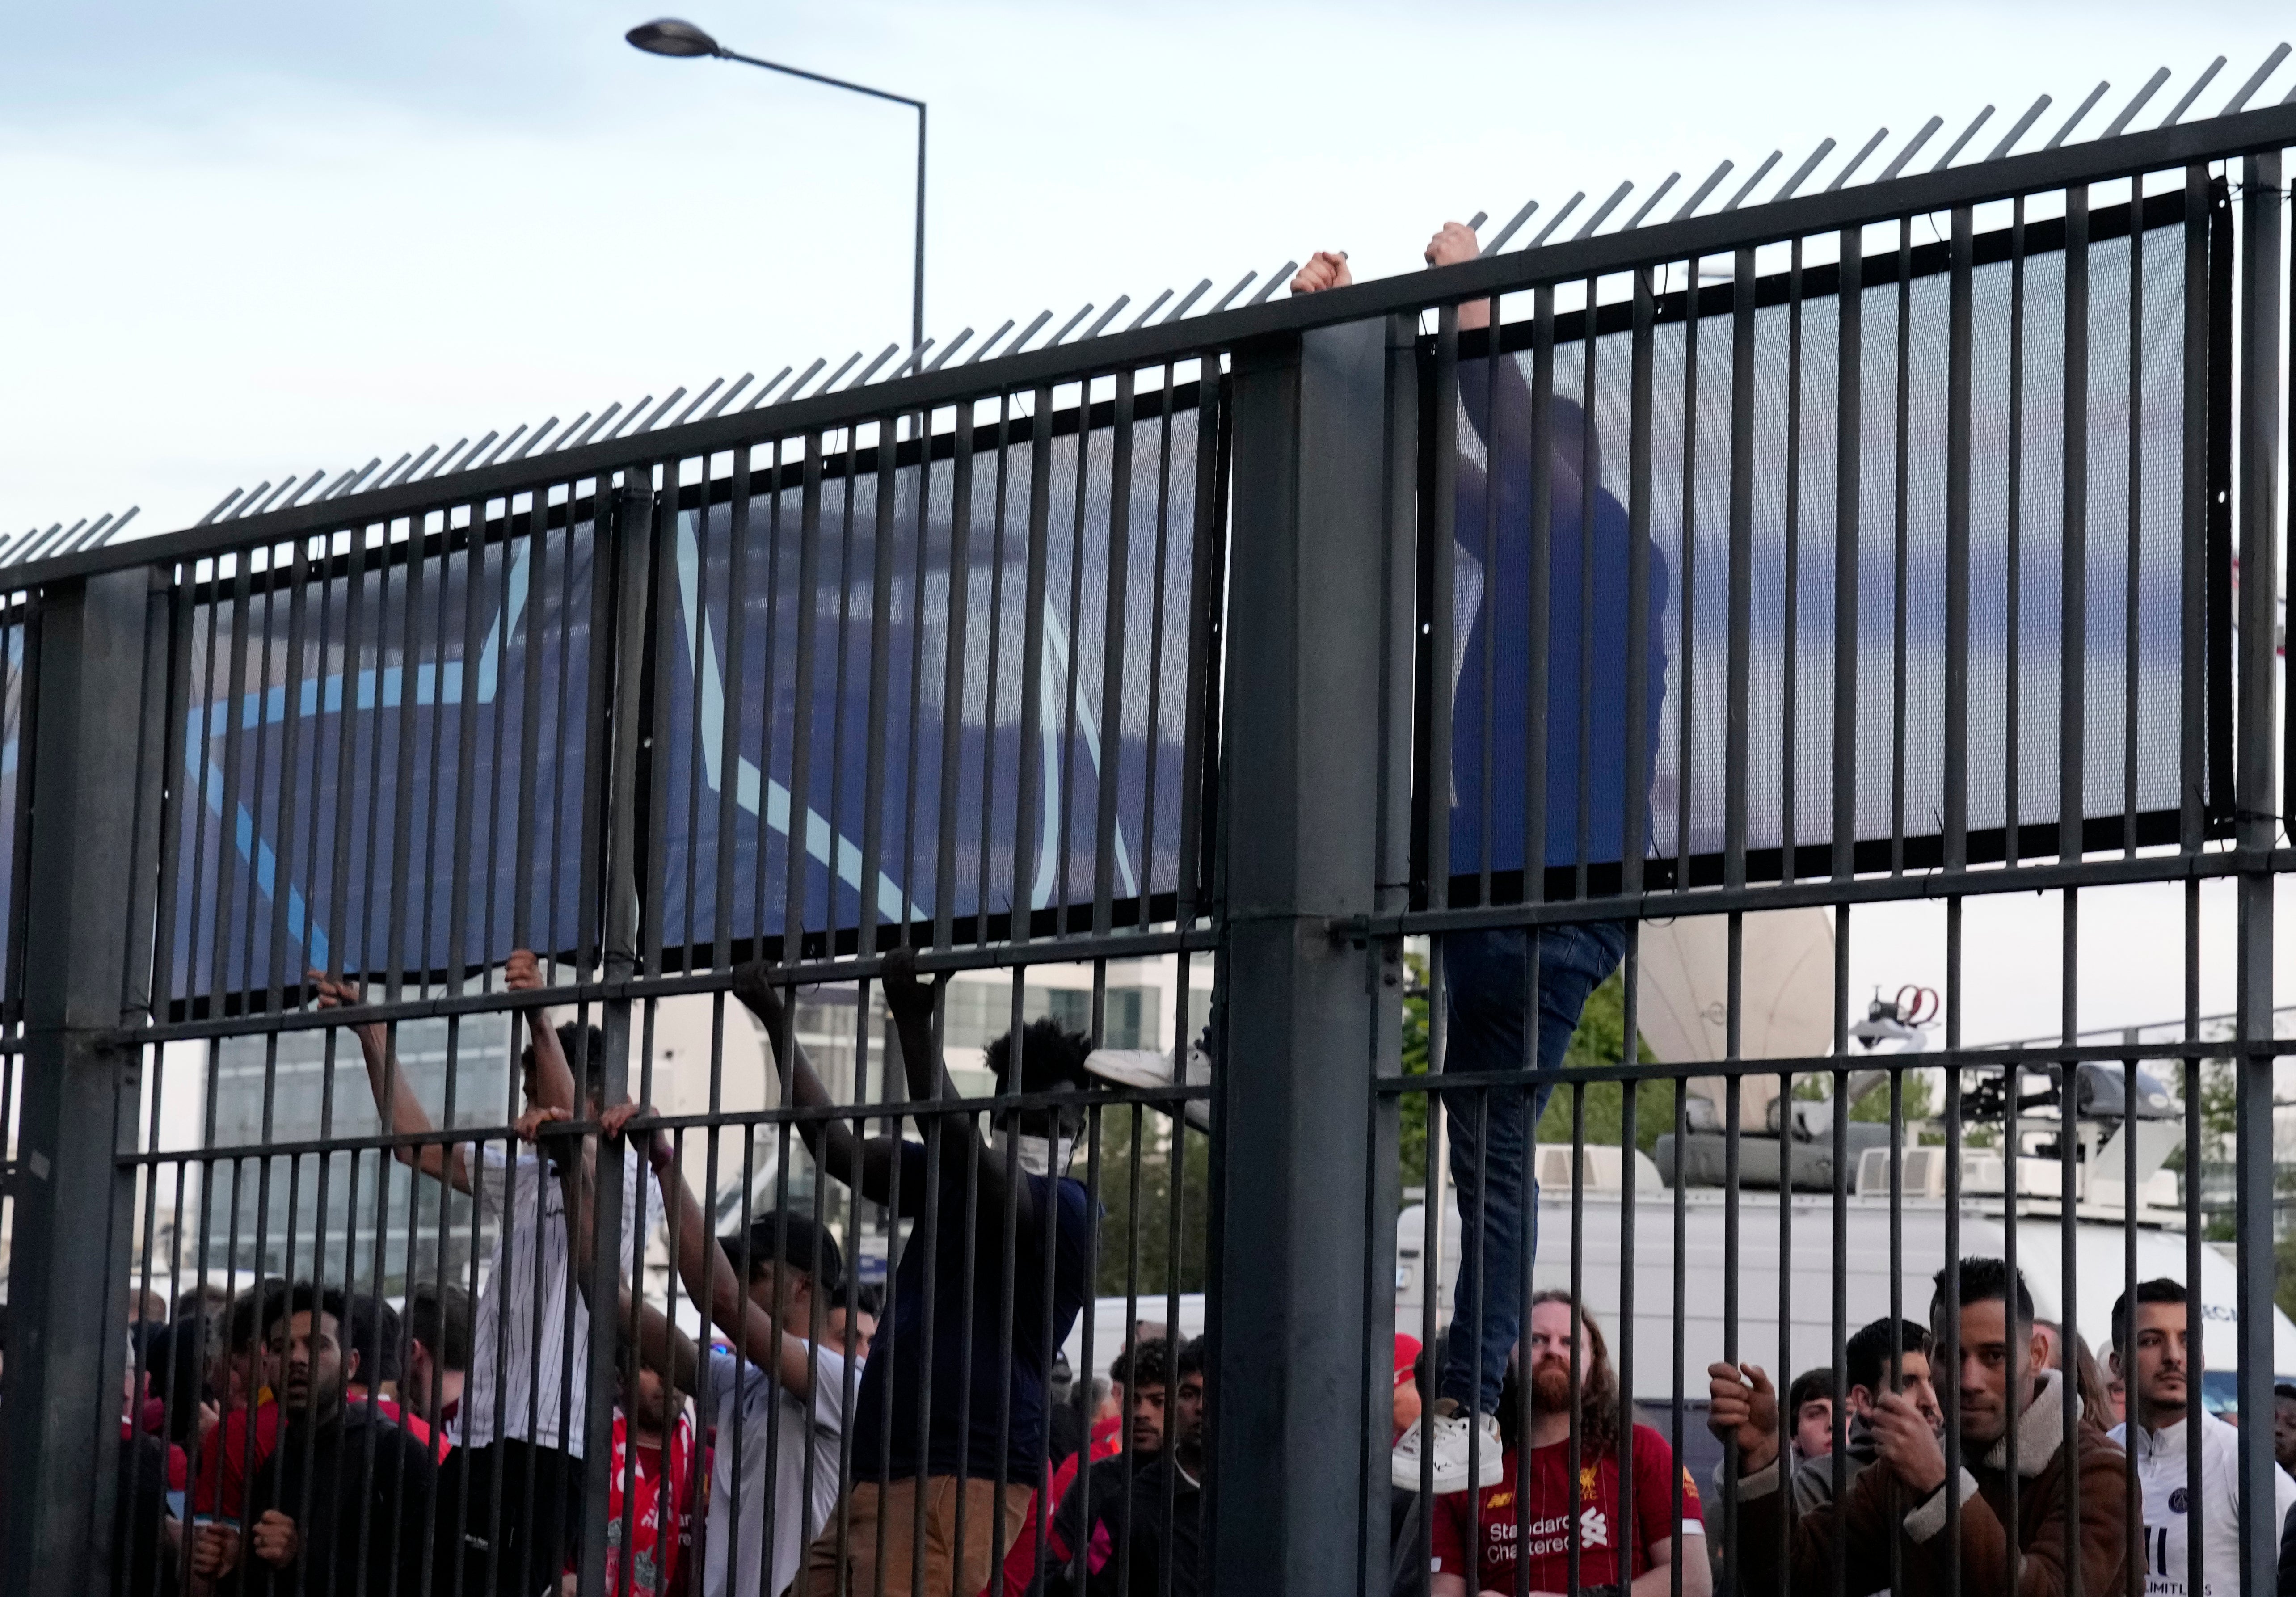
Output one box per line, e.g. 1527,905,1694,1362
1634,908,1836,1132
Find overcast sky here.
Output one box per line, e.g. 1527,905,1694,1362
11,1,2296,1047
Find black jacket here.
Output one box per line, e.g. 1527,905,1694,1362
235,1403,437,1597
1044,1452,1204,1597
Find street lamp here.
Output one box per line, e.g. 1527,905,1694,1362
628,17,927,367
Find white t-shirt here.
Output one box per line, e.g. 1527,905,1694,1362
701,1341,847,1597
459,1141,655,1456
2110,1407,2296,1597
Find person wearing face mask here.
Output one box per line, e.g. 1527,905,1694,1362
730,951,1098,1597
1707,1257,2130,1597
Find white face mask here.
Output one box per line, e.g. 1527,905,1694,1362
990,1130,1076,1178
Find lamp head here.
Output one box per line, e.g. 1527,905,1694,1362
626,18,720,57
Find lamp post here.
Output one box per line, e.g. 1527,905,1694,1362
628,17,927,366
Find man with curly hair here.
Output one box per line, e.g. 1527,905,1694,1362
732,952,1098,1597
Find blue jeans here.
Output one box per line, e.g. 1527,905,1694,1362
1437,921,1627,1416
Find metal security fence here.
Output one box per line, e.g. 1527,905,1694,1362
0,84,2292,1597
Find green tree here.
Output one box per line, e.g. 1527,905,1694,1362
1084,1102,1210,1297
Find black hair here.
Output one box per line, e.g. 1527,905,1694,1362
2110,1277,2188,1354
848,1282,885,1320
983,1018,1095,1095
342,1295,402,1386
1845,1319,1934,1395
1175,1334,1206,1380
1787,1367,1837,1417
1111,1337,1175,1393
263,1282,351,1346
227,1278,292,1353
523,1022,609,1104
1931,1257,2035,1329
406,1283,473,1373
723,1210,845,1296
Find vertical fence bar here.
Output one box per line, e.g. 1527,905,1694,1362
2233,146,2283,1597
1209,318,1386,1597
2,567,160,1597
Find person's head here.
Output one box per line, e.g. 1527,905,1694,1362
128,1287,169,1325
723,1211,843,1336
621,1356,678,1438
264,1283,355,1420
2273,1383,2296,1471
341,1295,401,1399
982,1019,1096,1170
2032,1319,2065,1372
825,1281,881,1362
1109,1338,1175,1456
2110,1279,2193,1430
223,1278,291,1403
1787,1369,1837,1458
1393,1332,1424,1441
1845,1318,1941,1432
522,1021,607,1112
404,1284,472,1415
1172,1336,1207,1466
1930,1257,2043,1447
176,1284,231,1325
1522,1290,1622,1457
1089,1375,1117,1424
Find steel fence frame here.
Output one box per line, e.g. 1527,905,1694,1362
0,96,2288,1597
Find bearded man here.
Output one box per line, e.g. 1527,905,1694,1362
1429,1291,1709,1597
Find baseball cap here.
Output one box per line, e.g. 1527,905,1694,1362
1394,1332,1423,1387
722,1210,845,1296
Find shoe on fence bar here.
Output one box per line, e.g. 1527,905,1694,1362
1391,1407,1503,1493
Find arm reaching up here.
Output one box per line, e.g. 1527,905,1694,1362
505,949,577,1113
316,970,471,1193
878,948,1046,1236
729,961,909,1211
602,1102,835,1398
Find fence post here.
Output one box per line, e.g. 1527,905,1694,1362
1209,317,1389,1595
2,567,160,1597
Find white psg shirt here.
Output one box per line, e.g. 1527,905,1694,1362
2110,1407,2296,1597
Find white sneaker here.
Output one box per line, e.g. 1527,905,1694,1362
1391,1409,1504,1493
1083,1045,1212,1132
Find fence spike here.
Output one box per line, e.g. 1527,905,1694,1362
2161,58,2228,126
1084,298,1133,340
1989,94,2054,160
2221,43,2290,115
601,400,650,442
449,434,500,472
414,443,467,481
279,468,329,510
1623,174,1681,230
510,421,559,460
1573,181,1634,240
1672,161,1735,221
1000,311,1057,356
965,321,1020,365
197,489,247,527
17,523,68,562
1931,108,1994,171
742,368,797,410
637,390,686,430
1247,266,1297,306
1126,291,1175,332
672,380,725,427
842,349,899,390
1529,193,1585,246
1162,279,1213,323
1773,140,1833,202
706,375,757,418
925,333,973,371
1825,127,1890,191
60,515,111,555
2102,69,2171,138
1047,304,1096,345
386,446,437,485
477,427,528,468
91,506,137,547
2044,81,2110,148
1726,151,1785,208
896,340,938,377
1877,116,1945,181
1208,273,1259,314
767,362,826,404
241,480,291,517
1464,211,1488,231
